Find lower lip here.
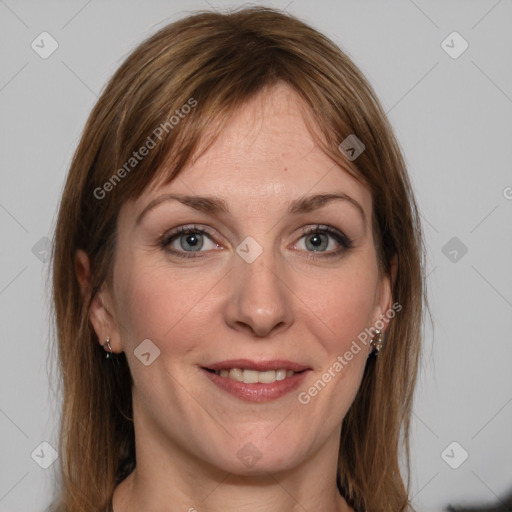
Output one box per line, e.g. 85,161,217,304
201,368,310,403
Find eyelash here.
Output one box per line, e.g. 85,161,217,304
159,224,354,260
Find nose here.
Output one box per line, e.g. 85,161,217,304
224,247,294,338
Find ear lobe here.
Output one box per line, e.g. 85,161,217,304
88,286,116,345
374,266,394,334
75,249,121,353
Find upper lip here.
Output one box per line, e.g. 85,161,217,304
204,359,310,372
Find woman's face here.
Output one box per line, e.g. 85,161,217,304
89,84,392,476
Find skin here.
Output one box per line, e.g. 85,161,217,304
76,83,393,512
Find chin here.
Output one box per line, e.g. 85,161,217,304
216,454,301,477
199,435,310,476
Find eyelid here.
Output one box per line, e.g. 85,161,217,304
160,223,353,259
159,224,219,246
297,224,353,248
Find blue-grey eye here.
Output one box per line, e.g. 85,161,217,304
179,232,204,252
304,232,330,252
162,227,218,256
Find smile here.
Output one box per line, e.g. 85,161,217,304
202,359,311,402
212,368,297,383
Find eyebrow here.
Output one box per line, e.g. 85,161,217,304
135,192,366,225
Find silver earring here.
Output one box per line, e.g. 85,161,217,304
369,329,383,354
104,336,113,359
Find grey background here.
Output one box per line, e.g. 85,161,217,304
1,1,511,511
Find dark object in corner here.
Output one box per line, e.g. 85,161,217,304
446,491,512,512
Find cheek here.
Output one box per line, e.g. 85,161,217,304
113,258,215,350
301,263,380,354
294,265,378,432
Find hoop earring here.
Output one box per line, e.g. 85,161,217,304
369,329,383,354
104,336,113,359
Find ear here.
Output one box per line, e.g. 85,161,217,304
372,253,398,334
75,249,123,354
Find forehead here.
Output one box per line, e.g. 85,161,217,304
126,84,372,220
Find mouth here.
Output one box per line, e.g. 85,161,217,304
205,367,300,383
201,359,311,402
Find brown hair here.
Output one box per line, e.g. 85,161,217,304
49,6,426,511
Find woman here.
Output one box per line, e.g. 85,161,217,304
49,6,426,512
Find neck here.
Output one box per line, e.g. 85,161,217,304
112,422,352,512
113,467,352,512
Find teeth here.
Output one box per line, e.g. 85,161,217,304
214,368,298,383
242,370,259,384
276,369,286,381
258,370,276,383
229,368,243,381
